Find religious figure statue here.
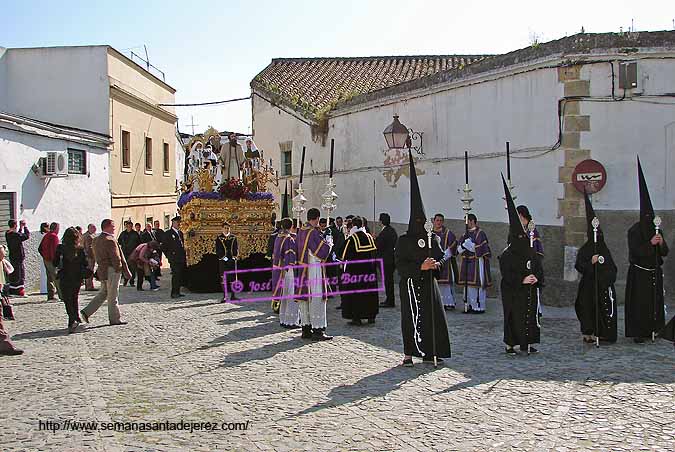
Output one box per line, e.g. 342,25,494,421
218,132,245,181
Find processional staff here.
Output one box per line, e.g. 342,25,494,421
653,215,663,343
292,146,307,224
321,139,338,246
461,151,474,313
592,216,601,348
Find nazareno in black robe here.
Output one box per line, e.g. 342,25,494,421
624,222,669,338
396,232,451,358
574,239,618,342
499,245,544,348
340,231,380,321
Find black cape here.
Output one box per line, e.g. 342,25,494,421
499,246,544,348
574,240,618,342
396,233,451,358
340,231,379,321
624,222,669,338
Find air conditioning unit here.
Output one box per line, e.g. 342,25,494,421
44,151,69,177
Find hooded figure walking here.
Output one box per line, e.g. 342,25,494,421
574,189,618,344
395,150,451,367
625,157,669,343
499,174,545,355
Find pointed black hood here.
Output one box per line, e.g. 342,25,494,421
407,149,426,236
502,173,529,254
281,180,289,218
583,188,603,242
637,156,655,235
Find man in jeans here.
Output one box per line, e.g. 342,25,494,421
81,219,130,326
38,222,61,301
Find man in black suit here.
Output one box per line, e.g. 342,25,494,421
163,216,186,298
375,213,398,307
152,220,164,278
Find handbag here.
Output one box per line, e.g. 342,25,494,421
1,294,14,320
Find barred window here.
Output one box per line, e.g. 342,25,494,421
68,149,86,174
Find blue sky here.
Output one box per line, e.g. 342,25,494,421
1,0,673,133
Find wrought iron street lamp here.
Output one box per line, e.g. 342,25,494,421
382,115,424,154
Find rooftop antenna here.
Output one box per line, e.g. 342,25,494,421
144,45,150,71
186,116,199,135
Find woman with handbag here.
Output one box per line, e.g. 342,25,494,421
54,227,91,333
1,244,16,320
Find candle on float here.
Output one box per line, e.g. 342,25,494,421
464,151,469,185
329,139,335,178
299,146,306,184
506,141,511,180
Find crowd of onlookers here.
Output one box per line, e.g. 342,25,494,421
0,217,177,356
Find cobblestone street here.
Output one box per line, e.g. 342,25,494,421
1,285,674,452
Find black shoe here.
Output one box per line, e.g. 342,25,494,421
633,337,646,344
505,347,517,356
423,357,444,363
110,321,128,326
349,319,363,326
473,310,486,314
137,288,144,291
402,358,414,367
335,305,342,310
178,293,186,297
301,325,313,339
444,305,456,311
520,346,538,354
312,328,333,341
0,348,24,356
171,294,181,299
379,302,395,308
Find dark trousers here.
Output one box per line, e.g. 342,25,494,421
134,265,157,290
218,260,236,298
8,257,25,291
60,280,81,327
170,262,185,296
122,255,136,285
383,263,395,305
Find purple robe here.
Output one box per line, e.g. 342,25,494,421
458,227,492,287
530,228,544,257
435,227,458,284
294,225,331,299
271,233,296,298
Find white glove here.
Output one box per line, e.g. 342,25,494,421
462,238,475,253
221,256,229,262
443,247,452,260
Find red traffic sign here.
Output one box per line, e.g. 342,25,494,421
572,159,607,194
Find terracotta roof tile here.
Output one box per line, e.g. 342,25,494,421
251,55,488,119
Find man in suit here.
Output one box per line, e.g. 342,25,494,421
375,213,398,307
216,221,239,302
152,220,165,278
163,216,186,298
81,219,130,325
118,221,141,286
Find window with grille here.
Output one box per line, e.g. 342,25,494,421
145,137,153,171
122,130,131,168
68,149,86,174
279,141,293,176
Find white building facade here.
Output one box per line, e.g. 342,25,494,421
251,32,675,304
0,112,111,292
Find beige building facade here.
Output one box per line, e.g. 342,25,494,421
107,48,178,230
0,45,178,231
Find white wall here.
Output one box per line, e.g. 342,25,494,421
2,46,109,135
254,66,564,226
0,47,8,110
0,129,111,231
582,59,675,212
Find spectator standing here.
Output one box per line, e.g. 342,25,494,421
81,219,130,326
38,222,61,301
118,221,141,286
163,216,186,298
0,248,23,355
82,224,97,291
5,219,30,297
54,227,90,333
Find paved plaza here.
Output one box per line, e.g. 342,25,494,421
1,284,674,452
